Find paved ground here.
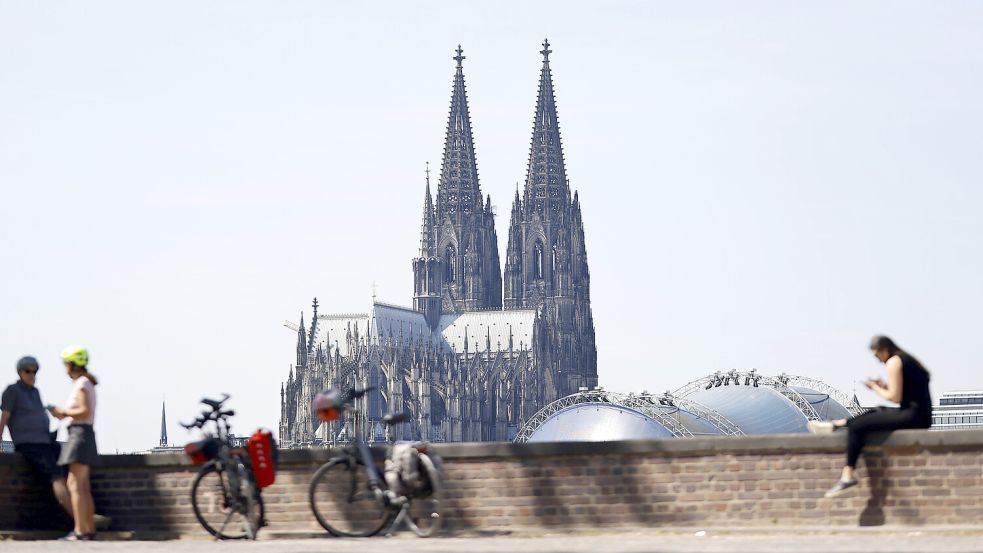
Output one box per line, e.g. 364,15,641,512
3,530,983,553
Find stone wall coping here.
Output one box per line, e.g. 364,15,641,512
2,429,981,469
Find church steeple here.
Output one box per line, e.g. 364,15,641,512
429,45,503,312
523,39,570,220
296,311,307,368
502,41,596,396
414,163,444,327
435,45,483,226
419,162,436,258
159,401,168,447
504,188,524,308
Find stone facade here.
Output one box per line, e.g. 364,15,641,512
279,41,597,446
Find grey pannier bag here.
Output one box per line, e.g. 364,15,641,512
384,442,441,498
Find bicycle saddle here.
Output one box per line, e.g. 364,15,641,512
383,412,408,425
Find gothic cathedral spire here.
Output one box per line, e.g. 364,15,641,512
414,162,444,327
505,38,582,308
419,162,436,258
503,40,597,396
522,38,571,217
428,45,502,313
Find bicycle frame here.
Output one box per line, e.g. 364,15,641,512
183,396,262,540
348,407,389,506
310,392,441,537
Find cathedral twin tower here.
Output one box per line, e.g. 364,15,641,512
414,41,592,323
280,41,597,444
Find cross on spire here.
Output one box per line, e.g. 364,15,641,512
425,161,431,186
540,38,552,61
454,45,465,67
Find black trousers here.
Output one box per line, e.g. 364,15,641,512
845,406,931,468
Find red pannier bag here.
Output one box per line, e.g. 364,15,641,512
247,429,278,488
184,437,221,465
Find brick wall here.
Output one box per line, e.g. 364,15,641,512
2,429,982,535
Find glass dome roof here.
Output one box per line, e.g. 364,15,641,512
684,384,809,435
792,386,852,421
514,374,857,443
527,403,676,442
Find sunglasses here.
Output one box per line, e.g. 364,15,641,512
20,368,39,375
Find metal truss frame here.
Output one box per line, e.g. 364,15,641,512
673,369,822,422
668,396,745,436
512,389,744,443
785,374,864,417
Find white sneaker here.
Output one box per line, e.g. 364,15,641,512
824,479,858,498
807,420,835,434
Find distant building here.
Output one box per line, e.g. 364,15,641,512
932,390,983,430
279,41,597,446
149,401,183,454
147,400,248,454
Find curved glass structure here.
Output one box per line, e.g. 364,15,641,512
792,386,852,421
659,406,727,436
683,385,809,434
527,403,675,442
515,373,857,442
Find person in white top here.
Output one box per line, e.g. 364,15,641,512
48,346,99,541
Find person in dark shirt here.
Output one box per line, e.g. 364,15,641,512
0,356,73,516
808,336,933,497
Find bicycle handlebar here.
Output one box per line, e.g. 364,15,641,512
180,395,235,430
200,394,230,410
342,386,375,405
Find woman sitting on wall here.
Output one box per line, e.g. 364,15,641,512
809,335,932,498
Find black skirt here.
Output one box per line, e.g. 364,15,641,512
58,424,98,467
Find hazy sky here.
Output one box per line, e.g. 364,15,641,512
2,2,981,452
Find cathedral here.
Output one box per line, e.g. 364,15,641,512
279,41,597,446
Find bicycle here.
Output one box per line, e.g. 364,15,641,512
308,387,442,538
181,394,264,540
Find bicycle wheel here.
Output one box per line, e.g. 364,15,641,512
309,457,394,537
233,458,264,539
404,453,442,537
191,462,265,540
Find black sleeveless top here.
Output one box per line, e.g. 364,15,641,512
897,352,932,418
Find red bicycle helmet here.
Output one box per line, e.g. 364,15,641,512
313,388,343,422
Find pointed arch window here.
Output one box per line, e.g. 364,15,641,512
551,244,559,287
533,242,545,280
445,245,457,282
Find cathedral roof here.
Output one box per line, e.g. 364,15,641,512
305,300,537,356
437,309,535,353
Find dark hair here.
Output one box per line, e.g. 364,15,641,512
869,335,901,355
65,361,99,386
16,356,39,373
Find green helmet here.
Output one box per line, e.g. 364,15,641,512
61,345,89,367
